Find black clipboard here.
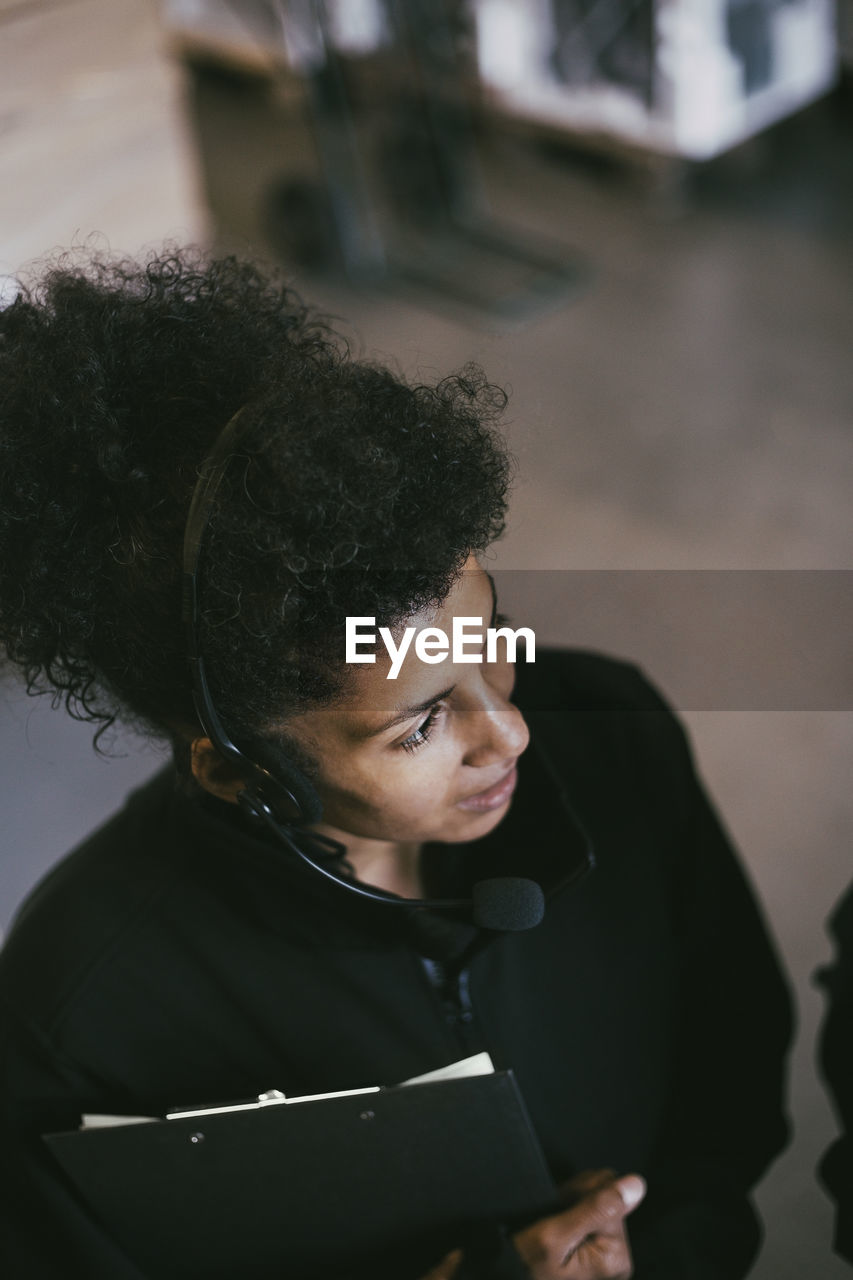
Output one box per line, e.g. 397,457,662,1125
44,1071,558,1279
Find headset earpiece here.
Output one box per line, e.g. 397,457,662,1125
244,738,324,826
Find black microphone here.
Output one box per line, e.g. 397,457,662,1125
242,791,545,933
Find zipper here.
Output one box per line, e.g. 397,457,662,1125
420,957,485,1056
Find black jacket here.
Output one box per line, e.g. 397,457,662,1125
0,650,793,1278
818,880,853,1264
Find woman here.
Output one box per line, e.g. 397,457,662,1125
0,249,792,1279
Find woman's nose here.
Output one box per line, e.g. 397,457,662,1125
462,695,530,770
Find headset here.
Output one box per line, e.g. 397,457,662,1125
181,407,545,933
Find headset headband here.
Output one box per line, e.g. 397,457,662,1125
180,407,323,825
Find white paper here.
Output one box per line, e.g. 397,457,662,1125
79,1053,494,1129
401,1052,495,1086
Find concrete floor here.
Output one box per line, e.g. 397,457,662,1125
1,2,851,1275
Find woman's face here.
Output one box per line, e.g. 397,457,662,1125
285,558,530,846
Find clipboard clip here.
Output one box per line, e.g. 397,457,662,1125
165,1085,382,1121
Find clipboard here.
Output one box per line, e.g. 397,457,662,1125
44,1071,558,1279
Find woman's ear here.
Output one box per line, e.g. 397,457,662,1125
190,738,244,804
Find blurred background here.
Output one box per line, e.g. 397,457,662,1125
1,1,851,1274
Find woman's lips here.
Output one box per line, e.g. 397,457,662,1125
457,765,518,813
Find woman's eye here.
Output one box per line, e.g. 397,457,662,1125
398,705,445,754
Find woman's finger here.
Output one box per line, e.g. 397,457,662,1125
558,1168,618,1202
561,1229,634,1279
420,1247,464,1280
559,1176,646,1250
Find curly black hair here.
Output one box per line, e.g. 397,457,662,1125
0,247,511,758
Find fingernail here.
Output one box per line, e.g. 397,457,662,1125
617,1175,646,1209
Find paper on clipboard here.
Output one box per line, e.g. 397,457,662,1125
79,1052,496,1130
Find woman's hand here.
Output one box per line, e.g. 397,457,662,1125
416,1170,644,1280
511,1169,646,1279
